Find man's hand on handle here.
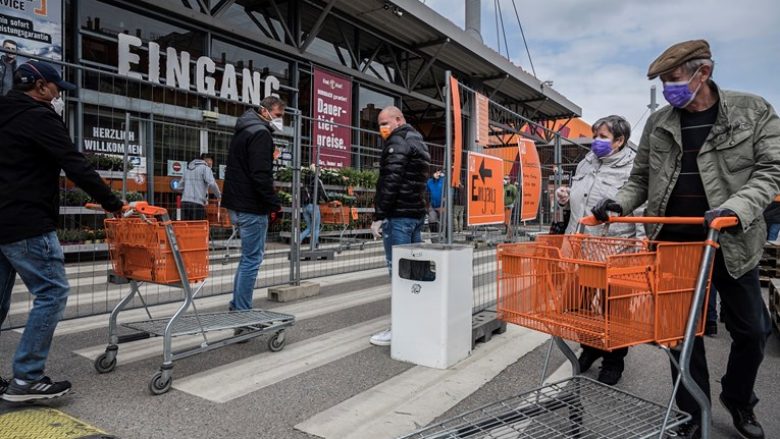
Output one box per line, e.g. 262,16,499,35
704,208,739,229
591,198,623,222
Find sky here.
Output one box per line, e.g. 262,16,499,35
423,0,780,142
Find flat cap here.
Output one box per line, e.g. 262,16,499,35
647,39,711,79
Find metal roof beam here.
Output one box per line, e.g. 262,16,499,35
409,38,449,91
487,74,509,100
300,0,339,52
210,0,236,17
269,0,297,47
360,43,383,73
245,7,276,41
414,38,450,50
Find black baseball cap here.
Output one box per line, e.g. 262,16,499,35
16,60,76,91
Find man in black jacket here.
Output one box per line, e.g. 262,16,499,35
0,61,123,402
222,96,283,312
0,39,17,96
369,106,431,346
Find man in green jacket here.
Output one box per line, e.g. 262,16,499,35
592,40,779,439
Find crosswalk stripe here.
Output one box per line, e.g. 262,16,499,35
173,317,390,402
30,268,389,337
294,326,548,439
72,285,390,366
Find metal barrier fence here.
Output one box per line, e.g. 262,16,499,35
1,54,587,330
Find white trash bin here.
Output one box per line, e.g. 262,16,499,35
391,243,473,369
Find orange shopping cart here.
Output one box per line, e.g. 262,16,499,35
401,215,738,439
88,202,294,395
318,200,364,253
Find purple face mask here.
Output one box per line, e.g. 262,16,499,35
662,68,702,108
591,138,613,158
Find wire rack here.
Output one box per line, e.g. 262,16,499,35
122,310,294,337
399,376,689,439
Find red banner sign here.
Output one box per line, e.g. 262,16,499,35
312,67,352,168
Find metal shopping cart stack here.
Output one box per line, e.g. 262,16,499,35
89,202,294,395
206,201,239,264
401,215,738,439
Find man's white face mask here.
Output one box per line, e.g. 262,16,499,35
269,117,283,132
51,97,65,117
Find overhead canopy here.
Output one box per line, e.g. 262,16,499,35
333,0,581,119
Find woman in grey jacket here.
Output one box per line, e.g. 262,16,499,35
555,115,643,385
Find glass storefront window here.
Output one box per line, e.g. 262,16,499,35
79,0,205,57
211,39,290,81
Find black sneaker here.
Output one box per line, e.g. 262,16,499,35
577,348,602,373
597,367,623,386
2,376,71,402
720,394,765,439
704,322,718,337
667,422,700,439
0,377,8,395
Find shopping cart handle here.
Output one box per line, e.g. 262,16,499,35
129,201,168,216
579,215,739,231
84,203,104,211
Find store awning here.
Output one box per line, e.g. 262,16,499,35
333,0,582,119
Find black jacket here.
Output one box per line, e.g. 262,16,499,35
374,124,431,220
222,110,280,215
0,91,122,244
764,201,780,224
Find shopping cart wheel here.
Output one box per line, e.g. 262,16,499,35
94,352,117,374
267,331,286,352
149,371,173,395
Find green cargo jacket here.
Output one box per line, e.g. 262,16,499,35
616,83,780,278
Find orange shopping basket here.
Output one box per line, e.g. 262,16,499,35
104,206,209,284
319,200,358,225
206,202,232,228
496,216,736,351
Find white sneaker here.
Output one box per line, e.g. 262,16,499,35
369,329,392,346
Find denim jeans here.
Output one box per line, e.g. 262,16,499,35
0,232,69,381
300,204,321,247
228,210,268,311
706,287,719,325
382,217,425,275
767,223,780,241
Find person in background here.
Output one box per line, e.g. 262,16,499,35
555,115,642,386
222,96,284,318
300,164,329,248
503,175,518,240
592,40,778,439
369,106,430,346
180,153,220,220
0,61,123,401
763,199,780,242
0,39,17,96
425,168,444,234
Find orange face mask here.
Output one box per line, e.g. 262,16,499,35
379,126,392,140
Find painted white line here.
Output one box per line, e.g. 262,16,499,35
36,268,389,337
174,317,390,402
295,325,549,439
73,286,390,366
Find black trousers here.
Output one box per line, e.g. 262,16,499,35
669,248,772,425
181,202,206,221
582,345,629,371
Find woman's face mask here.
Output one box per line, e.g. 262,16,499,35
662,67,703,108
591,138,613,158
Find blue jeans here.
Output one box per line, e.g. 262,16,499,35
382,217,425,275
706,287,719,325
300,204,321,247
228,210,268,311
0,232,69,381
768,223,780,241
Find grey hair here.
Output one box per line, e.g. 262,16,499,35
683,58,714,77
260,95,286,111
591,115,631,147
